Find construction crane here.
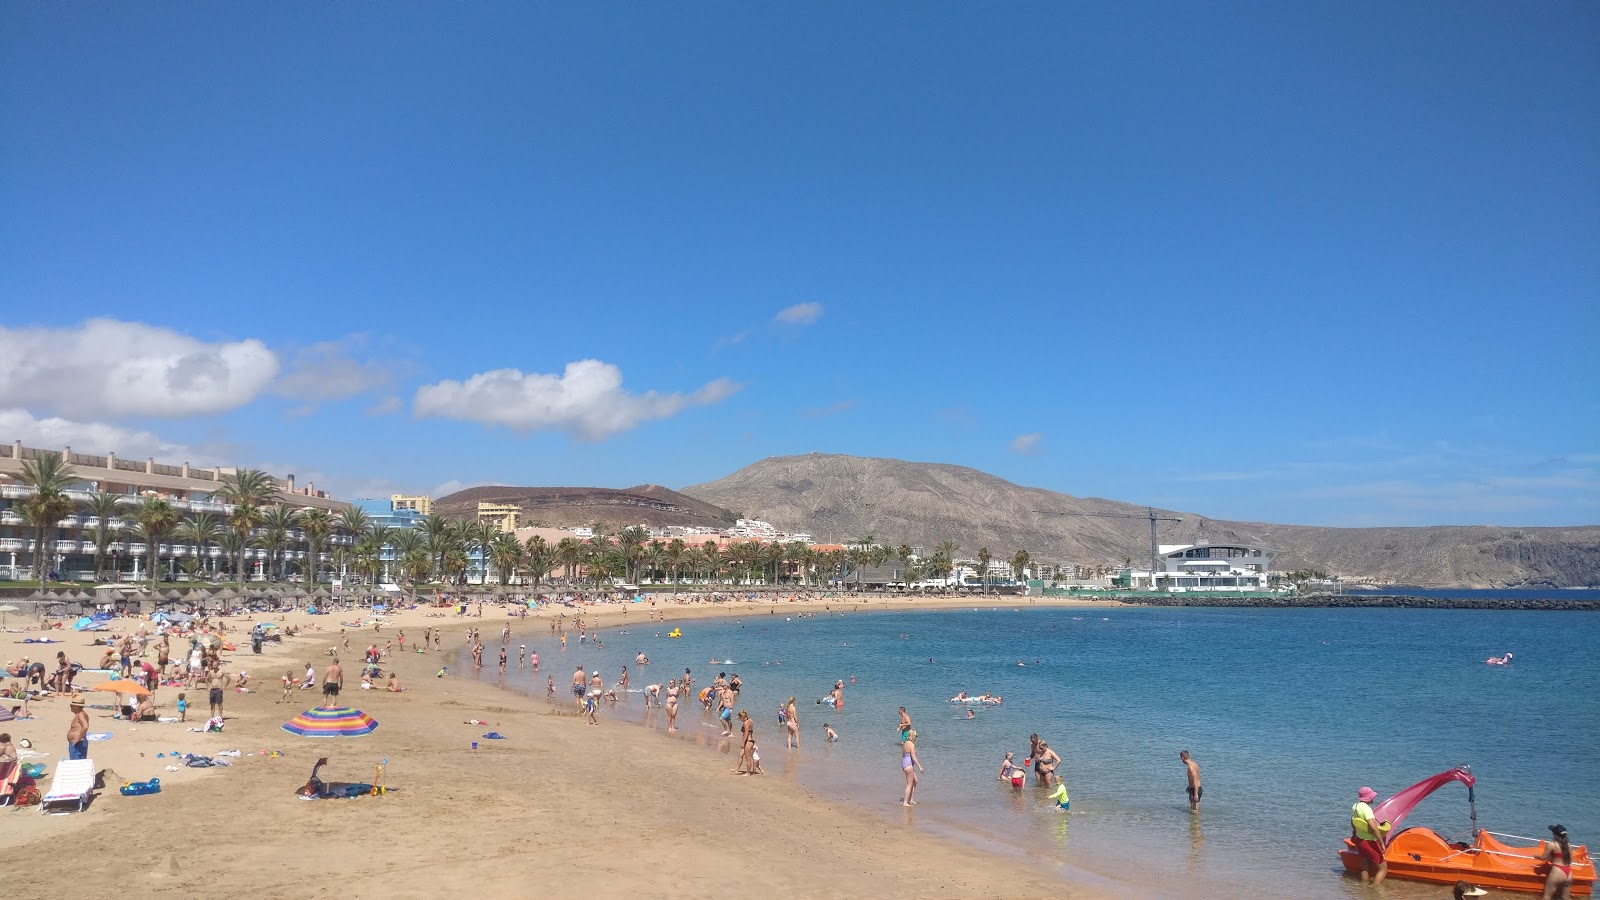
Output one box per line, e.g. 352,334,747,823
1038,507,1183,590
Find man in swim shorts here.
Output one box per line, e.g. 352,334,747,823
323,657,343,701
571,665,586,709
1180,750,1202,812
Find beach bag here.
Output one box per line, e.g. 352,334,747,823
13,785,40,806
21,762,47,778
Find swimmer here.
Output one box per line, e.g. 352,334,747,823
965,709,975,719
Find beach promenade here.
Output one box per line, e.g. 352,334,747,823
4,594,1119,899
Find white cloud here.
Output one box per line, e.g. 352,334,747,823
1009,432,1044,455
413,360,741,440
775,302,823,326
273,336,396,403
364,396,403,417
0,318,279,418
0,408,203,463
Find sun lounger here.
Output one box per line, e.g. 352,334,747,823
39,758,94,814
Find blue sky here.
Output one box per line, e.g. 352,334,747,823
2,3,1596,527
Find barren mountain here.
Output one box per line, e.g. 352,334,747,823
434,484,736,532
681,454,1600,588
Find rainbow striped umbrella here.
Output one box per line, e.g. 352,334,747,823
282,706,379,738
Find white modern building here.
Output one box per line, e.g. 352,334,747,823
1148,542,1280,591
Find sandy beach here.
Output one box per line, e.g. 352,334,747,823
4,593,1126,899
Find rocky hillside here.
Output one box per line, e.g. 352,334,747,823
681,454,1600,588
434,484,736,532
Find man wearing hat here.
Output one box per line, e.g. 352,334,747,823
1351,785,1388,885
66,694,89,760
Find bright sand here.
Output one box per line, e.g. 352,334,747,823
4,594,1128,899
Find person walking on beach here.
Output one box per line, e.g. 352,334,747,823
324,657,344,702
1350,786,1387,885
901,729,924,806
66,695,89,760
571,666,586,710
785,696,800,749
1181,750,1202,812
518,645,525,670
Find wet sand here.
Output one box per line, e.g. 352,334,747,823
4,594,1127,899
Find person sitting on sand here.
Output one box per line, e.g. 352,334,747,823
385,673,402,692
136,694,157,721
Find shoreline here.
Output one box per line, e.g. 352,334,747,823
4,600,1125,899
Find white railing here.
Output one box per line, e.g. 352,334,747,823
0,538,27,552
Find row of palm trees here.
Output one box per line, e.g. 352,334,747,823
10,452,1041,593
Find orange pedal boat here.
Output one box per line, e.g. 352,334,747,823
1338,767,1594,895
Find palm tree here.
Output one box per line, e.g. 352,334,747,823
762,541,786,585
976,547,992,594
787,542,813,587
848,536,877,591
217,530,248,582
461,520,494,585
177,512,223,581
896,544,914,587
260,504,297,582
16,451,76,582
524,535,557,590
418,515,455,581
297,508,335,586
665,538,687,584
935,540,959,588
336,506,373,581
131,497,180,589
1010,549,1031,583
555,537,584,583
83,491,127,582
489,532,524,586
215,468,275,586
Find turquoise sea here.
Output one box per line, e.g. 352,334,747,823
479,605,1600,898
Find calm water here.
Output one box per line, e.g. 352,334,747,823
480,605,1600,898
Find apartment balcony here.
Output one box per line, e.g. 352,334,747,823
0,485,36,500
0,537,27,552
0,511,22,526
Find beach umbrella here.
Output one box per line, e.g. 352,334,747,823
0,603,17,626
91,679,151,698
164,589,183,600
282,706,379,738
24,590,44,602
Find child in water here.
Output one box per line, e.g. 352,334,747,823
823,723,838,742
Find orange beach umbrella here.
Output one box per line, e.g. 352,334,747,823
91,680,151,697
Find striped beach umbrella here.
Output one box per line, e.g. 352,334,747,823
282,706,379,738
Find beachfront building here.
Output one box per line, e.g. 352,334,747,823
0,441,350,582
1146,542,1280,591
390,494,432,515
476,501,519,534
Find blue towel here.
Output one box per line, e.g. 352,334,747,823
482,732,505,740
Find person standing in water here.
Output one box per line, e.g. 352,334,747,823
901,729,924,806
665,679,680,733
898,707,912,742
785,696,800,749
1350,786,1387,885
1180,750,1202,812
831,680,845,709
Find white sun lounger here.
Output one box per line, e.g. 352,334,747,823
39,758,94,814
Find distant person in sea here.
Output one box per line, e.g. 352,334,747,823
1350,786,1388,885
900,729,924,806
1540,824,1574,899
1181,750,1202,813
898,707,912,742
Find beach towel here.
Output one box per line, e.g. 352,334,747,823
87,732,113,742
481,732,505,740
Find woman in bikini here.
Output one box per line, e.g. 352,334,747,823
1541,824,1575,899
785,696,800,749
901,729,924,806
665,679,680,733
732,710,756,775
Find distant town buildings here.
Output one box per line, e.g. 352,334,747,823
475,502,519,534
390,494,431,515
